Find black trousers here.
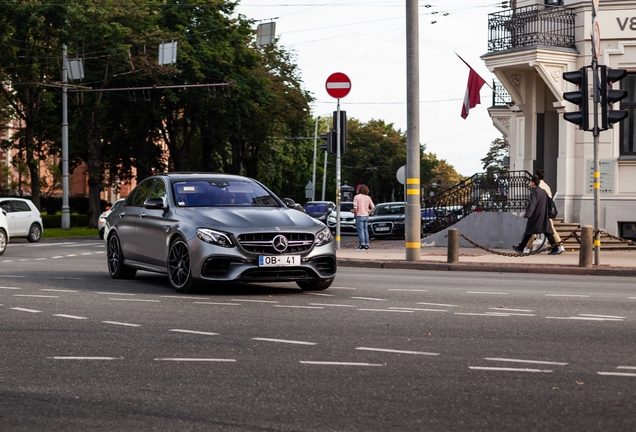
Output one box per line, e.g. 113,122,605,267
518,233,557,250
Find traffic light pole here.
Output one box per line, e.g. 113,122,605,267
592,59,601,266
335,99,341,250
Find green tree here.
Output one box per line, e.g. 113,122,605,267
481,137,509,174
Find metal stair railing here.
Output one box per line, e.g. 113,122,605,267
422,170,532,235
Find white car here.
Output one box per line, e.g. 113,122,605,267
0,209,9,254
0,197,43,242
326,201,357,233
98,198,125,239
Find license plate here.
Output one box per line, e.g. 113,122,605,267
375,227,390,232
259,255,301,267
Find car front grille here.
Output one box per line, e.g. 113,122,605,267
201,257,242,276
237,232,314,254
239,268,315,280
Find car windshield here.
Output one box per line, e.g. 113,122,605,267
340,202,354,212
374,205,404,215
305,203,327,212
172,180,280,208
422,209,436,218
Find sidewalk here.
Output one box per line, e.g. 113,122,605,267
336,240,636,277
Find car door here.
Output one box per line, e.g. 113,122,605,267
3,200,30,236
116,179,153,262
136,179,172,267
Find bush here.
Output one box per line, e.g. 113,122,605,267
42,214,89,228
39,197,111,215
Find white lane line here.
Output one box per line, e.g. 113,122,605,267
356,347,440,356
0,286,21,290
489,308,534,312
418,302,457,307
274,305,324,309
466,291,509,295
102,321,141,327
65,254,77,257
0,275,24,278
329,287,357,290
230,299,278,304
578,314,626,319
617,366,636,370
304,293,334,297
161,296,211,300
194,302,240,306
484,358,568,366
41,289,78,293
470,366,552,373
11,307,41,313
485,312,537,317
629,297,636,299
81,253,93,255
155,358,236,362
597,372,636,377
300,361,384,367
389,307,447,312
18,259,30,262
545,316,623,321
252,337,317,346
53,277,85,280
35,258,47,261
388,289,429,292
358,309,413,313
545,294,590,298
351,297,387,301
97,292,136,296
109,299,160,302
49,357,122,360
51,256,64,259
95,251,106,254
455,313,510,317
2,260,14,262
53,314,88,320
309,303,354,307
14,294,59,298
169,329,219,336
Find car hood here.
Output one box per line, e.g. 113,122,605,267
329,211,354,218
369,214,405,222
176,207,322,230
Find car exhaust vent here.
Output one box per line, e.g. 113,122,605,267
201,258,236,276
313,256,336,275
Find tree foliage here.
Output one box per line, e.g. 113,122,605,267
481,137,508,174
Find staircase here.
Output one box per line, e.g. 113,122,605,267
553,219,636,251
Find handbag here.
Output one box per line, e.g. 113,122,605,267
547,197,558,219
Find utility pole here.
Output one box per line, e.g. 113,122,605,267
61,45,70,230
312,116,319,201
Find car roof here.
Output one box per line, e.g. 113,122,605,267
155,173,255,183
376,202,405,207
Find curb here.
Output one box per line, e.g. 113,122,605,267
337,258,636,277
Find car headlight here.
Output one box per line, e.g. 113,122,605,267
394,220,405,225
327,214,336,222
314,227,333,246
99,217,107,224
196,228,234,248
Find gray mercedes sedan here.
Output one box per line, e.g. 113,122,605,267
104,173,336,293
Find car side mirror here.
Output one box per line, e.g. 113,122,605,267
283,198,296,208
144,197,167,211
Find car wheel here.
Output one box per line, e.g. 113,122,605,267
99,228,104,240
168,238,197,293
296,277,334,291
27,223,41,243
107,233,137,279
0,229,6,255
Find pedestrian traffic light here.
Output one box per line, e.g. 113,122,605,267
332,110,346,155
319,130,336,154
600,65,628,130
562,66,589,131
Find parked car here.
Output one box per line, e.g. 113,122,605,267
0,197,43,242
326,201,356,232
98,198,125,240
0,209,9,255
369,202,407,238
104,173,336,293
304,201,335,222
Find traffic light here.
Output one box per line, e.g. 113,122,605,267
562,66,589,131
319,130,336,154
600,65,628,130
332,110,346,155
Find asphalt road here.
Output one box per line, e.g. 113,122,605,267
2,239,635,431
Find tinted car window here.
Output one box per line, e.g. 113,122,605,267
305,203,327,213
172,179,279,207
110,199,124,212
0,202,11,213
375,205,404,215
13,200,31,212
341,202,354,212
129,179,153,207
148,180,167,200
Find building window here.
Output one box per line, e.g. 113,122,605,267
620,74,636,155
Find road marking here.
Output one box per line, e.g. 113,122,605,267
545,294,590,298
358,309,413,313
65,254,77,257
95,251,105,254
102,321,141,327
49,356,122,360
304,293,334,297
53,277,85,280
10,307,41,313
300,361,384,367
109,298,160,302
389,307,447,312
455,313,510,317
545,316,623,321
81,253,93,255
41,289,78,293
230,299,278,304
161,296,211,300
0,286,21,290
485,312,536,317
597,372,636,377
253,337,317,346
466,291,508,295
2,260,14,262
51,256,64,259
14,294,59,298
484,358,568,366
617,366,636,370
417,302,458,307
470,366,552,373
578,314,625,319
308,303,354,307
0,275,24,278
329,287,357,290
388,289,429,292
53,314,88,320
194,302,240,306
154,358,236,362
489,308,534,312
169,329,219,336
356,347,440,356
351,297,387,301
97,292,136,296
35,258,47,261
274,305,324,309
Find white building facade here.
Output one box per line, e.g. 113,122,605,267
482,0,636,240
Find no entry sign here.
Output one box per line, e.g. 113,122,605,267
325,72,351,99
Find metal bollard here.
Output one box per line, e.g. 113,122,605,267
447,228,459,264
579,225,593,268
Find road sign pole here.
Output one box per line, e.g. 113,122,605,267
335,100,341,250
591,0,601,265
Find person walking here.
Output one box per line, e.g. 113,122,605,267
523,169,564,255
512,175,561,255
352,184,375,250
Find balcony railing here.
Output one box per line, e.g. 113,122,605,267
492,79,512,107
487,4,575,53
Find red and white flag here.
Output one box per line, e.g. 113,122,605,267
457,54,486,119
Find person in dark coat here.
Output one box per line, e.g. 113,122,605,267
512,175,560,255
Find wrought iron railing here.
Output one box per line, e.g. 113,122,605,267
492,79,512,107
422,171,532,235
487,5,575,53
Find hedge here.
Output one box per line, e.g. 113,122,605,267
42,214,89,228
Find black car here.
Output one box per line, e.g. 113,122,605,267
368,202,407,238
303,201,335,222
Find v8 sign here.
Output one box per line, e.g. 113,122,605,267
325,72,351,99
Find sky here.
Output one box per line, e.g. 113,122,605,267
234,0,507,177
